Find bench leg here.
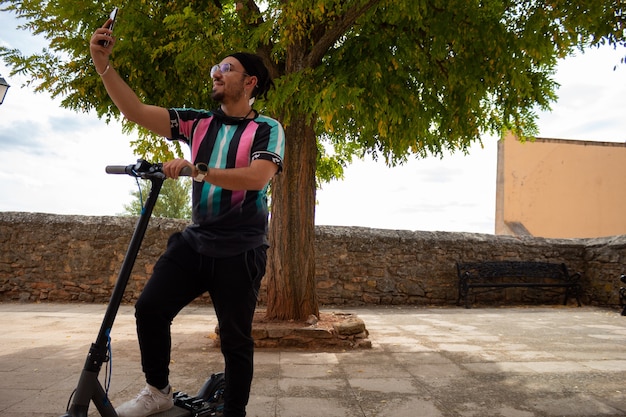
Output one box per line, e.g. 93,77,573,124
457,289,472,309
458,276,472,309
563,285,582,307
573,285,582,307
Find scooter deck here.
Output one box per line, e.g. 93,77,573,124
156,403,219,417
161,391,222,417
155,405,194,416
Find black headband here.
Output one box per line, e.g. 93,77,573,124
228,52,258,77
227,52,274,100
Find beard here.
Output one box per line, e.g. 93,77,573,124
211,89,224,102
211,78,246,104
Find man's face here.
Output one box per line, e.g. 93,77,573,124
210,58,249,104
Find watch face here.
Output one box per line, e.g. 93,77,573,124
196,162,209,173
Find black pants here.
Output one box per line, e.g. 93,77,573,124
135,232,266,417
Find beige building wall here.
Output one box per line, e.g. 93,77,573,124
496,132,626,238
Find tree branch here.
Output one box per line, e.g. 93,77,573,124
305,0,381,68
237,1,280,78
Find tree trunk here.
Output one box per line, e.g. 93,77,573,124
265,113,320,320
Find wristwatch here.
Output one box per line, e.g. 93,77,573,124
194,162,209,182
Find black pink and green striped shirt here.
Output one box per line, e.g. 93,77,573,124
168,108,285,257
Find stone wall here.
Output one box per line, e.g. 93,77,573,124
1,212,625,308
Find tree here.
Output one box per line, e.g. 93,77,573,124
2,0,624,320
122,178,192,219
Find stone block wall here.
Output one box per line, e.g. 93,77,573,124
1,212,625,308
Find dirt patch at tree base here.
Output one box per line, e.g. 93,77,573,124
213,310,371,350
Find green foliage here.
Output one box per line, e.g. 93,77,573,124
122,178,192,219
2,0,624,171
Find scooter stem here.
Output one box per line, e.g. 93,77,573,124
63,175,164,417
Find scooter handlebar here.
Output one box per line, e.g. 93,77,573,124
105,160,192,177
105,165,134,175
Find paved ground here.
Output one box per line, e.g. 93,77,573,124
1,302,625,417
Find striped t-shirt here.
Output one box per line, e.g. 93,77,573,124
168,108,285,257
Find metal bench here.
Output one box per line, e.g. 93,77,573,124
456,261,582,309
619,275,626,316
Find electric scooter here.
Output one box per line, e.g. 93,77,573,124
61,159,225,417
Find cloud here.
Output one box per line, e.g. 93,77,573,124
48,114,96,134
0,11,48,53
536,46,626,143
315,138,498,233
0,119,46,151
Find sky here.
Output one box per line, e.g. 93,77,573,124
1,11,625,234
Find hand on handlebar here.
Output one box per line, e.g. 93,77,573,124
163,159,195,179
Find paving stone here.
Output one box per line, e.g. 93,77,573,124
1,303,626,416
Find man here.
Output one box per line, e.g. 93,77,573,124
90,17,285,417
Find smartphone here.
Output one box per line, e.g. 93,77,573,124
99,7,118,47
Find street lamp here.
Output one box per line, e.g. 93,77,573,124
0,75,10,105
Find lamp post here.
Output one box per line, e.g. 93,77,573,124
0,76,10,105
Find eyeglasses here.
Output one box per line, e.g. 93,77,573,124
210,63,249,78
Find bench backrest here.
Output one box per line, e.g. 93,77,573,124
456,261,570,281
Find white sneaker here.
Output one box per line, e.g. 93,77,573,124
115,384,174,417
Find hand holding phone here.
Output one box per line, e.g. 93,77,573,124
99,7,118,47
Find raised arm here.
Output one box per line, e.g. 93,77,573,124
89,19,171,138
